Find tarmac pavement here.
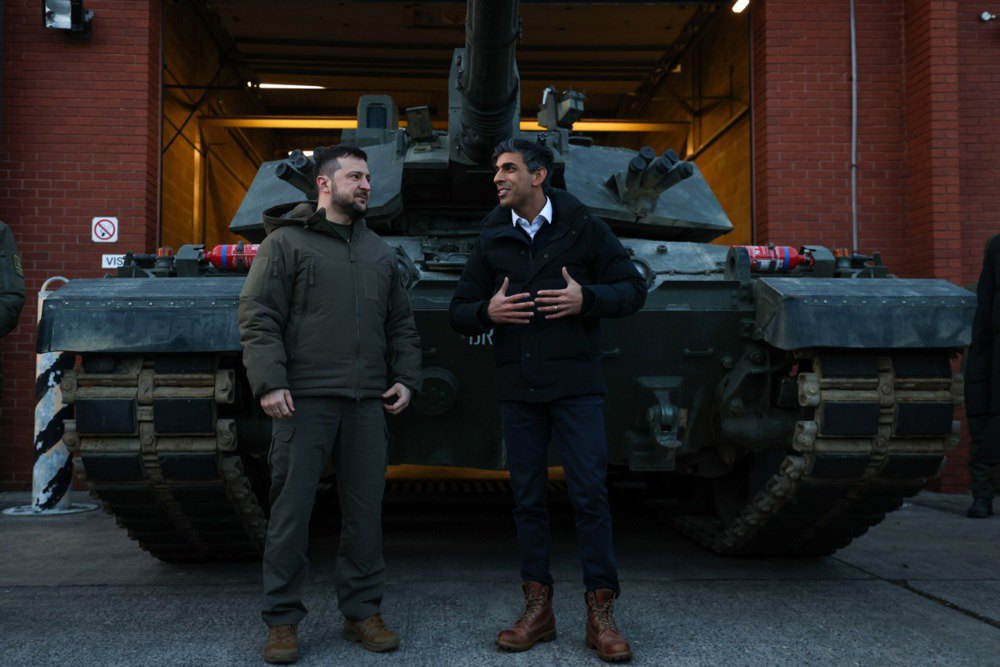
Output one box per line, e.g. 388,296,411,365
1,488,998,666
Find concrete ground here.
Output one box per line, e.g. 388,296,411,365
1,488,998,666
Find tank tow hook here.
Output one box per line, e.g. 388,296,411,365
647,390,683,451
625,380,686,472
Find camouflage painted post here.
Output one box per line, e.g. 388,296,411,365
3,277,95,517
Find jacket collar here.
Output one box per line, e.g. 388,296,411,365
261,200,368,240
510,196,553,229
477,189,592,285
480,188,589,243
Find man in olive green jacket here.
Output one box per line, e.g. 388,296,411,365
0,220,26,411
239,145,421,663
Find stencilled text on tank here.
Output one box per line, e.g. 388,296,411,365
466,330,495,346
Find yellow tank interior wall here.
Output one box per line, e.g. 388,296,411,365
694,114,751,245
162,2,275,252
689,10,751,245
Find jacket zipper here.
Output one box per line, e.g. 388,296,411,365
287,262,313,361
521,215,583,286
349,238,362,402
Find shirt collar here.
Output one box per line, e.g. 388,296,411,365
511,196,553,227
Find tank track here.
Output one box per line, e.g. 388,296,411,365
667,351,962,556
62,356,267,562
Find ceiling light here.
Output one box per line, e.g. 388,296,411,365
257,83,325,90
287,150,314,157
731,0,749,13
201,116,689,133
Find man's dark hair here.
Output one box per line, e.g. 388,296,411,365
313,144,368,180
492,138,554,176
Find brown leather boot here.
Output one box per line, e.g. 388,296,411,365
343,613,400,652
496,581,557,652
263,624,300,664
585,589,633,662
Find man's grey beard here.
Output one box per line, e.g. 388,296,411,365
331,189,367,219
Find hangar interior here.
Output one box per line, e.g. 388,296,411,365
161,0,750,251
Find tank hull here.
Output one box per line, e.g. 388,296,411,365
40,238,974,560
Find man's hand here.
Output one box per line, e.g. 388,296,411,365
535,267,583,319
261,388,295,419
382,382,412,415
487,276,534,324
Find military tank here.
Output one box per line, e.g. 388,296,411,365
38,0,974,561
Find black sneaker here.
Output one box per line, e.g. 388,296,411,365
966,497,994,519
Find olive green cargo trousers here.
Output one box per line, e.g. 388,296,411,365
262,397,388,626
969,416,1000,499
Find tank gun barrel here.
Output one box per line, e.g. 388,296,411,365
457,0,520,163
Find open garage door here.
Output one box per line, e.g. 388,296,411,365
161,0,751,249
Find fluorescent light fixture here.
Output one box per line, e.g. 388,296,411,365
287,150,315,157
731,0,749,13
257,83,325,90
201,116,689,133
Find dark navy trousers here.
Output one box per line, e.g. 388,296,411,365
499,394,620,595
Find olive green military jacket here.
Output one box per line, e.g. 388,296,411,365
0,220,25,339
238,202,422,399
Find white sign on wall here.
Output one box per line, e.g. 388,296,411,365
101,254,126,269
91,217,118,243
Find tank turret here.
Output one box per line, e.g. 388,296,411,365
231,0,731,241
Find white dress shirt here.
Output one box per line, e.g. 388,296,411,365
511,197,553,241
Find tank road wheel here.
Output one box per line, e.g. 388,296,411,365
61,354,268,562
667,350,961,557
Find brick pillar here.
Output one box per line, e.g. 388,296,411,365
901,1,965,493
0,0,162,488
903,0,960,282
752,1,855,249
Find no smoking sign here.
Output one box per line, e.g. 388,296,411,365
91,217,119,243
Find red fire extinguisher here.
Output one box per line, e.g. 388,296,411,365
206,242,259,271
732,245,814,273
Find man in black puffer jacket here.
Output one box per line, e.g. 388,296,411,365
964,233,1000,518
449,138,645,663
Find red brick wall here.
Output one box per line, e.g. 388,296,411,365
753,0,909,267
0,0,161,488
